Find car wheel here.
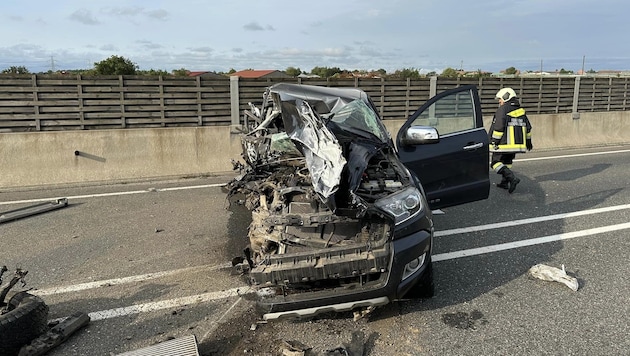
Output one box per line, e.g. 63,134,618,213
404,260,435,299
0,292,49,355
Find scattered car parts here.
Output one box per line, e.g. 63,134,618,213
0,198,69,224
1,268,49,356
528,264,579,291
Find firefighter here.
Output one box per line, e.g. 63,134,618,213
489,87,532,193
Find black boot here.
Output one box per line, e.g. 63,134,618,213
499,167,520,194
497,178,509,189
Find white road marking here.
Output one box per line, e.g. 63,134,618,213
433,222,630,262
32,263,231,296
0,183,226,206
88,287,248,321
517,148,630,162
50,287,250,323
435,203,630,237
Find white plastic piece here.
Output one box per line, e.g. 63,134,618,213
528,264,579,291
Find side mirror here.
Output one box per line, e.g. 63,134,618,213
401,126,440,146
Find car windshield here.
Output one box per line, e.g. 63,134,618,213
329,99,390,143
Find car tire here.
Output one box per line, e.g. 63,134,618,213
405,260,435,298
0,292,49,356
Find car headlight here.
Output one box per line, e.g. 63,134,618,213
374,186,424,225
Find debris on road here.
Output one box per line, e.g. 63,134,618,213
0,198,69,224
18,311,90,356
116,334,200,356
528,264,579,291
280,339,312,356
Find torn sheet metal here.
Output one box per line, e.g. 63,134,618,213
281,98,345,200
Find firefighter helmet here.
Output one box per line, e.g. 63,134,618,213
495,87,517,101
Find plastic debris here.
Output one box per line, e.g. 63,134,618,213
528,264,579,291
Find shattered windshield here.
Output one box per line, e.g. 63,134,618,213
329,99,390,143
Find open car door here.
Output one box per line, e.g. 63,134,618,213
396,85,490,210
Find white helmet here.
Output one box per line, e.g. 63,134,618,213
495,87,517,101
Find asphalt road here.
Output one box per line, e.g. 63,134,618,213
1,145,629,356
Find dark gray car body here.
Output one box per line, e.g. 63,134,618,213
227,83,489,320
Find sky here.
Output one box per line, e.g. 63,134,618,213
1,0,629,74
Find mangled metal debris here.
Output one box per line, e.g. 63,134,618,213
1,266,90,355
19,311,90,356
0,198,69,224
226,83,438,319
528,264,579,291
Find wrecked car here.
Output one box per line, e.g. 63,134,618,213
227,83,489,320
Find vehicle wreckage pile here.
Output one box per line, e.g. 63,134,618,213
227,84,434,319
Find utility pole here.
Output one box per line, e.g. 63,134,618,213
581,55,585,75
50,56,56,72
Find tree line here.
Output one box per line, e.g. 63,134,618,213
2,55,589,79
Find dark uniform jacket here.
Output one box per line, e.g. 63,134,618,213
489,98,532,153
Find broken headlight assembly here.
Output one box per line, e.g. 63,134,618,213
374,186,423,225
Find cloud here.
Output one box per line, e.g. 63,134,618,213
243,22,275,31
101,7,168,20
136,40,163,50
145,9,168,20
102,7,144,17
69,9,100,25
100,44,118,51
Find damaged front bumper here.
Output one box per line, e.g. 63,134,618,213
250,223,432,320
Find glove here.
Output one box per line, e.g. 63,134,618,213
526,139,533,151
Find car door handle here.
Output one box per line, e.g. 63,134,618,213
463,142,483,151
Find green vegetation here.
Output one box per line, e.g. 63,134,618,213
2,66,30,74
0,55,617,78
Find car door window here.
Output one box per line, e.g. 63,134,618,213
410,90,476,135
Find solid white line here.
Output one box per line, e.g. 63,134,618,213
517,148,630,162
0,183,226,206
88,287,249,321
435,203,630,237
433,222,630,262
33,263,231,296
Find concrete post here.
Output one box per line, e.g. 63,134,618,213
572,76,581,120
430,76,437,98
230,76,241,132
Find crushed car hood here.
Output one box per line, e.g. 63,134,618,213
268,83,392,201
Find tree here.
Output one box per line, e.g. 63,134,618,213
310,66,342,78
285,67,302,77
392,67,420,79
559,68,574,74
504,66,518,75
172,68,190,76
93,55,138,75
2,66,30,74
440,67,459,77
375,68,387,76
139,69,170,77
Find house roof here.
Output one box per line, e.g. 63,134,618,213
229,69,278,78
187,71,225,78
